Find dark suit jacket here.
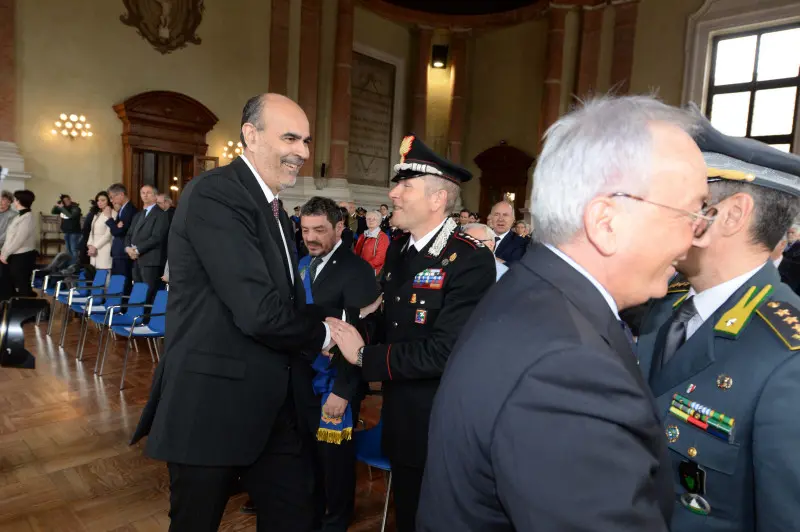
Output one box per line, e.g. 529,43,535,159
131,156,328,466
494,230,527,263
125,207,169,268
294,243,379,435
418,244,673,531
106,202,138,259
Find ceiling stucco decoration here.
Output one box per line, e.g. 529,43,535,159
120,0,205,54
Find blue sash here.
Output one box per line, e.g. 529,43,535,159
299,255,353,444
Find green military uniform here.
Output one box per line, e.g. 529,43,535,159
637,108,800,531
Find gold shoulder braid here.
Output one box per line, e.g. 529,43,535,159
714,285,773,338
756,299,800,351
667,280,691,294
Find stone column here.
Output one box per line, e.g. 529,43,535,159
447,32,468,165
575,3,605,99
269,0,291,95
298,0,321,175
328,0,354,180
0,0,30,189
411,28,433,140
610,0,639,94
538,5,571,147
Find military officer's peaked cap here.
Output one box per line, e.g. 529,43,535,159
392,134,472,185
690,104,800,197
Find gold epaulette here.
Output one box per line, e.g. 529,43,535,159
667,280,691,294
714,284,773,339
755,299,800,351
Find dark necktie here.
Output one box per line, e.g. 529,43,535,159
495,236,501,245
619,320,635,349
309,256,322,284
270,198,280,219
660,296,698,367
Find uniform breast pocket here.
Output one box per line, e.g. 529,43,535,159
412,290,444,309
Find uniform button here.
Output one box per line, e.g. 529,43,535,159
392,322,398,328
395,296,400,302
688,447,697,458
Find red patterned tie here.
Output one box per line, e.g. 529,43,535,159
271,198,280,219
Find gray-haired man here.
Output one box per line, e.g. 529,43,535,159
419,95,711,531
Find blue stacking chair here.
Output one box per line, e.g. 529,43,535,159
60,274,126,351
47,269,108,336
35,271,86,325
355,419,392,532
92,282,150,373
100,289,167,390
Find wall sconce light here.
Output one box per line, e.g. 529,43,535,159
223,140,243,159
170,176,180,192
431,45,449,69
51,113,93,139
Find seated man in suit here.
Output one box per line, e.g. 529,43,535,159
125,184,169,303
297,196,379,532
491,201,527,263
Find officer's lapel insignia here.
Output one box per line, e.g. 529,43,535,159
427,218,457,258
673,294,689,308
299,266,307,281
714,284,773,338
755,299,800,350
415,309,428,324
668,280,691,294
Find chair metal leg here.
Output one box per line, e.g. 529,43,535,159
58,307,71,347
46,299,58,335
93,325,106,373
120,337,133,391
97,329,115,376
381,471,392,532
153,338,161,362
146,338,154,361
133,338,139,353
76,313,89,360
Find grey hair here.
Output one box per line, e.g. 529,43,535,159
709,181,800,250
491,200,514,213
365,210,382,221
463,222,496,241
107,183,127,196
423,175,460,213
240,94,266,148
532,95,700,245
141,184,159,195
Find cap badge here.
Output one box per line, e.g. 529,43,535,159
399,135,415,164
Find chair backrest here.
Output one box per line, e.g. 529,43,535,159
148,290,169,333
77,269,109,297
120,282,149,317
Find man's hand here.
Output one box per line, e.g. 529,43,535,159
322,336,337,358
359,294,383,319
326,318,364,364
322,393,348,419
0,255,7,265
117,221,124,229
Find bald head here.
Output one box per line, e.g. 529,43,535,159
240,93,311,194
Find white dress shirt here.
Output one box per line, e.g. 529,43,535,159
241,154,333,347
546,244,620,318
773,256,783,269
685,263,766,339
408,218,448,252
241,154,294,285
495,260,509,281
311,239,343,280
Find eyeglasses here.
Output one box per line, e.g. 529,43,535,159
609,192,717,239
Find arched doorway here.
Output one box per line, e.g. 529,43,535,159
113,91,219,207
476,142,534,221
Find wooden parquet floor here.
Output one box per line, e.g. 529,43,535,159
0,313,393,531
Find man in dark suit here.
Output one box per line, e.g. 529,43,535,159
417,96,711,530
490,200,527,263
131,94,337,531
106,183,138,287
327,136,496,532
636,113,800,531
125,185,169,303
297,196,379,532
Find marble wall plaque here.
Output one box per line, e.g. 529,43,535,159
348,52,396,186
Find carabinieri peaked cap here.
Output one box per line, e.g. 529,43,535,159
690,103,800,197
392,134,472,185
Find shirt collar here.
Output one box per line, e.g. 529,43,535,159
318,239,343,266
365,227,381,238
687,263,767,323
545,244,620,319
144,204,156,215
496,231,509,240
241,154,277,203
409,218,448,252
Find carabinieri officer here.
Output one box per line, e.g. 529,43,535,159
637,109,800,531
327,135,496,532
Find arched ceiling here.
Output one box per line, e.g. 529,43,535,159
383,0,537,16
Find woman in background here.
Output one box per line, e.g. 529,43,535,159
355,210,390,276
86,191,113,270
0,190,37,298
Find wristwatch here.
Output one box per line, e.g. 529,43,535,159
356,346,364,367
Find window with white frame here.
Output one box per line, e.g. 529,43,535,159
706,23,800,152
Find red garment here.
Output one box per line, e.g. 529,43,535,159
355,231,389,274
